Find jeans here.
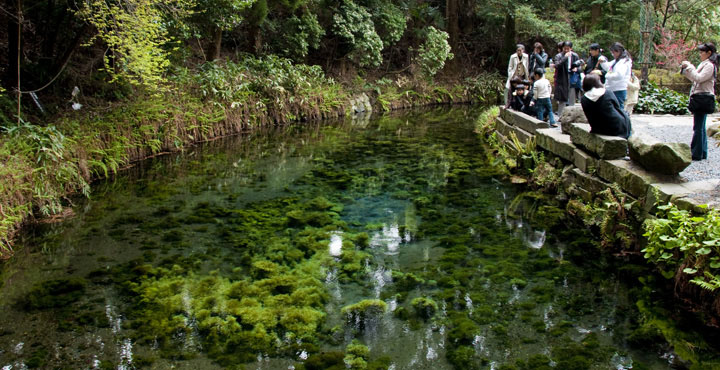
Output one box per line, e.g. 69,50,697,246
535,98,555,124
691,113,708,160
613,90,627,109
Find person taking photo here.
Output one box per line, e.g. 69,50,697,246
681,42,718,161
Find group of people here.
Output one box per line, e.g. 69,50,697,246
505,40,718,161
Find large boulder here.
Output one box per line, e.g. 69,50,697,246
708,122,720,138
559,106,588,134
628,132,691,176
567,123,628,159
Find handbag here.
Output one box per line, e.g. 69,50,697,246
569,71,582,89
688,93,715,114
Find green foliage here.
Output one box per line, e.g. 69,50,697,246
643,203,720,290
372,2,407,47
344,340,370,369
274,13,325,60
635,83,690,115
465,73,505,105
332,0,384,67
77,0,195,90
474,106,500,135
416,26,454,79
566,185,638,249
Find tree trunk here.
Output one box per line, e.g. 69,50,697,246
445,0,460,72
591,4,602,26
208,26,222,61
502,12,516,64
5,0,20,89
446,0,459,52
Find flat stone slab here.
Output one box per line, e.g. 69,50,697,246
496,117,533,144
646,179,720,212
628,133,691,175
568,123,628,159
597,159,679,198
536,128,576,162
500,108,550,134
573,148,598,174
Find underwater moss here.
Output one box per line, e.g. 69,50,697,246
24,277,87,310
411,297,438,320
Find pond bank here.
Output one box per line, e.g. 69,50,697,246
488,107,720,328
0,71,504,259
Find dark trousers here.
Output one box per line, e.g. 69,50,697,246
691,113,708,160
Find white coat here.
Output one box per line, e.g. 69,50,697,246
506,53,530,89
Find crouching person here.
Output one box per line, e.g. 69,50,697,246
509,83,535,116
580,73,631,139
530,68,556,127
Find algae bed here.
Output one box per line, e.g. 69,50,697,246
1,107,719,369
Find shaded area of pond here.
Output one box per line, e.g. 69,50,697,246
0,107,718,369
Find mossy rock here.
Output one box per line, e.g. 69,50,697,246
24,277,87,309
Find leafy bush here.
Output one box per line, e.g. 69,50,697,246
332,0,384,68
643,203,720,291
192,55,338,102
373,2,407,47
464,72,504,104
416,26,454,79
272,13,325,61
635,82,689,115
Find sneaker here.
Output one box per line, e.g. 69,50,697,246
550,123,558,128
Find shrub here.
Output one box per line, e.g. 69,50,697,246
332,0,384,68
635,82,689,115
416,26,454,79
643,203,720,291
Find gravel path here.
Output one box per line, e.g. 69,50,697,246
630,113,720,182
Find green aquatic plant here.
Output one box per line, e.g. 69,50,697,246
411,297,438,320
344,340,370,369
341,300,387,325
23,277,87,310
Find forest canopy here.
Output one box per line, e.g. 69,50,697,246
0,0,719,115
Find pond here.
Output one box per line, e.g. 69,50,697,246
0,107,717,369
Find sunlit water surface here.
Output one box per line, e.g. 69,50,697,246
0,108,715,369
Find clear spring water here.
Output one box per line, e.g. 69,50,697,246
0,107,717,370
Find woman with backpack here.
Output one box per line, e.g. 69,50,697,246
681,42,718,161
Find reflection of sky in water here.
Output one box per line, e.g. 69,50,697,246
329,233,343,257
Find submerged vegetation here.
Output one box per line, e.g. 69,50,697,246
2,108,720,368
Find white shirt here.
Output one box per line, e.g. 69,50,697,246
533,77,552,99
603,58,632,92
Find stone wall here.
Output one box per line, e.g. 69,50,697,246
495,107,720,213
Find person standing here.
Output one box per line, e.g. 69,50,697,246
583,43,608,83
529,42,548,78
681,42,718,161
625,73,640,115
530,68,556,127
603,42,633,108
505,44,529,105
554,41,581,117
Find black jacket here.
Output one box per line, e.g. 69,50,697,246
580,89,631,139
554,51,581,102
584,55,607,83
509,90,536,116
529,51,548,74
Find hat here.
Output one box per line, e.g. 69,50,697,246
515,84,526,89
